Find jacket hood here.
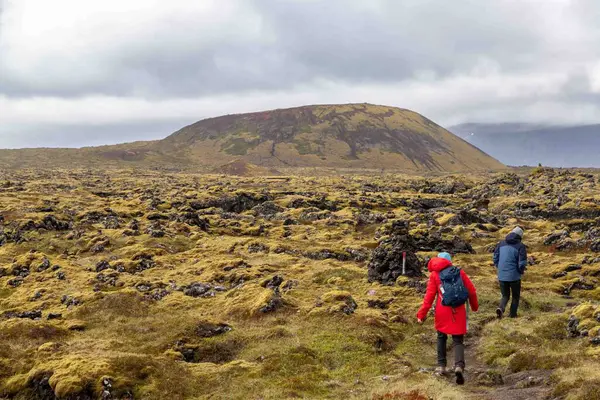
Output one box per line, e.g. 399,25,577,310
505,232,522,244
428,257,453,272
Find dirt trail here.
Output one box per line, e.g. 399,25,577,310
459,335,552,400
435,317,553,400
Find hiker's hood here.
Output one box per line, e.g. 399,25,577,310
428,257,453,272
505,232,522,244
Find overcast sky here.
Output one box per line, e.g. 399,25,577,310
1,0,600,148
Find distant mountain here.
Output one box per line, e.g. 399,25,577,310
0,104,505,172
450,123,600,167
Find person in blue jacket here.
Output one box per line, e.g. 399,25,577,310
493,226,527,318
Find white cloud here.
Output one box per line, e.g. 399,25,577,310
1,0,264,94
0,69,594,128
588,62,600,93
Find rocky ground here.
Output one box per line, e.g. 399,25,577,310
0,167,598,399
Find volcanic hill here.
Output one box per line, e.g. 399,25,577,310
0,104,504,172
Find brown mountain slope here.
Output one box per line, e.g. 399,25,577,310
156,104,504,171
0,104,504,171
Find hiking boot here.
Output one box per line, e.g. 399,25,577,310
435,366,447,376
496,308,503,319
455,366,465,385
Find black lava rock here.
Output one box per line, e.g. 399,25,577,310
367,221,423,284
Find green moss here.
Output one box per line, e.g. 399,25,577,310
572,303,597,320
553,377,600,400
259,345,331,396
75,291,150,322
537,315,569,340
0,167,599,399
312,268,363,284
507,350,570,372
221,138,260,155
298,125,313,134
293,139,322,156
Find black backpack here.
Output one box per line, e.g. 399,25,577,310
439,266,469,308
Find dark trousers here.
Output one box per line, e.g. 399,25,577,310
499,280,521,318
437,331,465,368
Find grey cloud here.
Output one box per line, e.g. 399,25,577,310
255,0,544,78
1,0,589,99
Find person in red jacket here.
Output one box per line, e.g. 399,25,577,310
416,252,479,385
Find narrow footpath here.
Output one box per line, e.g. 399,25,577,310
445,317,554,400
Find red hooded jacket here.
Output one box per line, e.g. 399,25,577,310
416,257,479,335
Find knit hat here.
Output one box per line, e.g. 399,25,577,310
437,252,452,262
511,226,524,238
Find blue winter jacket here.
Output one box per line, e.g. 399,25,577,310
493,233,527,282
